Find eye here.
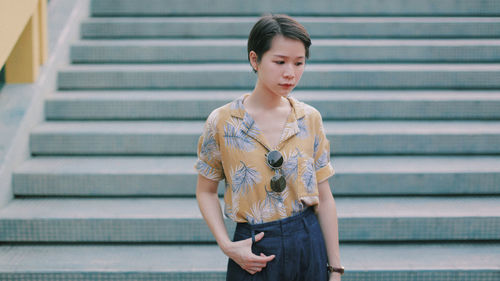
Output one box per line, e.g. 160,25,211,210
296,62,304,66
274,61,285,65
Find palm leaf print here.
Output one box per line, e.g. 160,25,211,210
242,112,260,139
224,190,240,221
283,148,301,181
313,135,320,157
301,158,317,193
264,187,289,218
230,96,244,110
231,161,261,194
200,110,220,160
292,200,305,215
246,200,273,224
297,118,308,138
281,120,298,141
200,134,219,161
315,150,330,171
224,203,234,220
195,160,220,181
223,120,255,152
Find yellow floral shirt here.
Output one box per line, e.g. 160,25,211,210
194,93,335,224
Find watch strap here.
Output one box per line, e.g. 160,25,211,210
327,264,345,275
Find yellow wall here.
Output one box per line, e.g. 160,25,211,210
0,0,48,83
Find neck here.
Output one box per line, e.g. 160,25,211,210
247,81,286,110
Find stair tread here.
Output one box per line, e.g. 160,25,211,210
0,243,499,272
48,90,500,101
60,63,500,71
0,196,499,219
31,120,500,135
14,156,500,173
73,38,500,46
83,16,500,23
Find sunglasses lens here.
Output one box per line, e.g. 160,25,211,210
270,174,286,192
267,150,284,168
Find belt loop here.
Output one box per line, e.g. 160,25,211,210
250,225,256,244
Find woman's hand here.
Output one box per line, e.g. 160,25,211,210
223,232,275,275
330,272,342,281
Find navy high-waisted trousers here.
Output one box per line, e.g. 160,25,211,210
226,207,329,281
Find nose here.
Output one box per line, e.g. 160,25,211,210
283,65,294,79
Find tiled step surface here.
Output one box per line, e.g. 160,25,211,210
45,90,500,120
1,242,498,281
57,64,500,90
1,197,499,242
81,17,500,39
12,156,500,197
70,39,500,63
29,120,500,155
90,0,500,16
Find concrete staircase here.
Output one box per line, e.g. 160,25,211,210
1,0,500,280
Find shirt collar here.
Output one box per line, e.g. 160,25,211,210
229,93,305,120
229,93,306,150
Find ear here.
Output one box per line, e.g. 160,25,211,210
249,51,259,72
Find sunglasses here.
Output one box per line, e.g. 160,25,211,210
265,150,286,192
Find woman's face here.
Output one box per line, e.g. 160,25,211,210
251,35,306,98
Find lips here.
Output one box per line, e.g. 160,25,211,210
279,83,294,87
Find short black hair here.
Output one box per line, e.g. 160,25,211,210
247,14,311,72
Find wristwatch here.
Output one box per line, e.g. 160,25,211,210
327,264,345,275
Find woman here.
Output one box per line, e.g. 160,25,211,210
195,14,344,281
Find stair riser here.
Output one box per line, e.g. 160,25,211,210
90,0,500,16
81,21,500,39
57,70,500,90
12,172,500,196
1,271,497,281
70,44,500,63
1,217,497,242
29,133,500,155
45,99,500,120
0,273,224,281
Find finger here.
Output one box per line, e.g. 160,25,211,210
248,261,267,268
248,267,263,274
249,253,272,262
246,268,259,275
254,232,265,242
259,253,272,264
250,255,275,263
254,253,275,262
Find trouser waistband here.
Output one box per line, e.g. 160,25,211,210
235,207,316,243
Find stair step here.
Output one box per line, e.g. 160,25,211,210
0,197,499,242
29,120,500,155
12,156,500,196
57,63,500,90
1,242,498,280
0,244,227,280
70,39,500,63
90,0,500,16
81,17,500,39
45,90,500,120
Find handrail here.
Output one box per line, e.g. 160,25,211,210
0,0,47,83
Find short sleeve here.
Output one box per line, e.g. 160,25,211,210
312,110,335,183
194,109,224,181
